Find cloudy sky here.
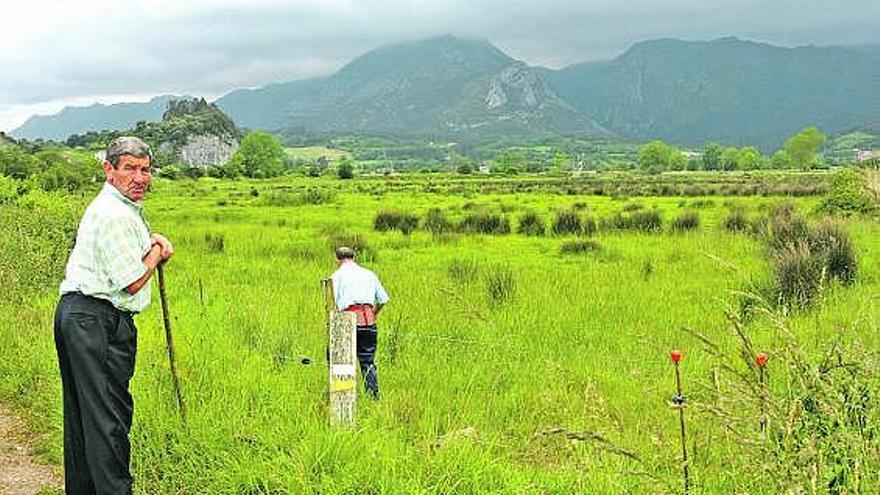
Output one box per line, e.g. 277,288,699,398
2,0,878,131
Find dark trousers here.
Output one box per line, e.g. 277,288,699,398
54,293,137,495
356,325,379,399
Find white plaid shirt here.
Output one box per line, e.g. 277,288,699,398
60,182,152,312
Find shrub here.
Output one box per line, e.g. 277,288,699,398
485,265,516,304
559,238,602,255
552,209,581,235
424,208,452,234
763,202,810,249
297,188,336,205
326,232,376,262
581,216,598,236
809,219,857,284
671,210,700,232
205,233,225,253
374,210,420,235
723,208,750,232
817,167,875,216
602,209,663,232
448,258,480,283
459,213,510,235
517,212,545,236
772,241,824,308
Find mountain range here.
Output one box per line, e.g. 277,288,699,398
11,35,880,148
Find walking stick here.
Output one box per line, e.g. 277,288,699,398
157,263,187,424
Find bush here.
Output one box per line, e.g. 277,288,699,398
772,241,824,308
809,219,857,284
326,232,376,262
485,265,516,304
817,167,875,216
552,209,581,235
559,238,602,255
763,203,810,249
204,233,225,253
424,208,452,234
602,209,663,232
671,210,700,232
582,216,598,236
517,212,545,236
298,188,336,205
723,208,750,232
459,213,510,235
448,258,480,283
374,210,419,235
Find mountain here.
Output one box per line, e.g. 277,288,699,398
216,35,609,138
12,36,880,147
11,95,187,141
544,37,880,148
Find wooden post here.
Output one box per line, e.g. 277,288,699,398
322,279,357,427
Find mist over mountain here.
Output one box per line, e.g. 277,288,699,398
544,37,880,148
11,36,880,148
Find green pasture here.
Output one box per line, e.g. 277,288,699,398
0,174,877,493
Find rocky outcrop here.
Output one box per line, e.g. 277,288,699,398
176,135,237,168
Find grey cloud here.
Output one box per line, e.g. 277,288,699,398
2,0,879,108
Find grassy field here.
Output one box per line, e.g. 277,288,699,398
0,172,878,493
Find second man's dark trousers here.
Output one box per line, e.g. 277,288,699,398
54,292,137,495
356,325,379,399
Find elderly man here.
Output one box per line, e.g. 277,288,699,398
331,247,389,399
54,136,173,494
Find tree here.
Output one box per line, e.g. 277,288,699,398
720,147,739,171
701,143,723,171
224,132,285,178
736,147,762,171
638,140,683,173
771,150,794,169
337,158,354,179
0,145,37,179
784,127,826,170
493,149,525,174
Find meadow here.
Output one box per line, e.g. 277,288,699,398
0,171,877,493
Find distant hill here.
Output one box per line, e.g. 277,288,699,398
544,37,880,148
11,95,186,141
12,36,880,147
216,35,609,139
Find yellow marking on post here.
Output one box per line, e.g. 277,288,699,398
331,378,355,392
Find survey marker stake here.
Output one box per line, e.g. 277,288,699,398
670,349,689,495
322,278,357,427
157,264,187,424
756,352,768,433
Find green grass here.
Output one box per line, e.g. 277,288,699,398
285,146,351,161
1,173,877,493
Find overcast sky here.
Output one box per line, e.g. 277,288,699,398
2,0,878,131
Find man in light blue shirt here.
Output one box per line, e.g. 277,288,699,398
331,246,389,399
54,136,173,495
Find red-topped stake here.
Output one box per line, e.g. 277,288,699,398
670,349,689,494
756,352,768,368
757,351,769,433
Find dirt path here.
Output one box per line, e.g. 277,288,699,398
0,405,61,495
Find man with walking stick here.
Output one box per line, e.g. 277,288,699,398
54,136,173,494
330,246,389,400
